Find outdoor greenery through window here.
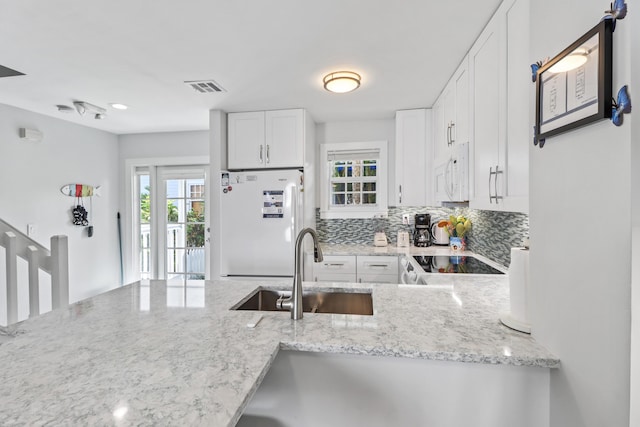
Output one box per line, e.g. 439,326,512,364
320,141,388,219
330,160,377,206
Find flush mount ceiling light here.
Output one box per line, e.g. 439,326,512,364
323,71,361,93
109,103,128,110
72,101,107,120
548,48,589,73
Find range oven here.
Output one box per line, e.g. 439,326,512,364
400,253,505,284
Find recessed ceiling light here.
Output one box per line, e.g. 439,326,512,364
323,71,361,93
110,103,128,110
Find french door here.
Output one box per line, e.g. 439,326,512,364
135,165,209,281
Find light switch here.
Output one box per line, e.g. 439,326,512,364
27,223,36,237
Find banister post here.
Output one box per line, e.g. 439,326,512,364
27,245,40,318
3,231,18,325
50,235,69,310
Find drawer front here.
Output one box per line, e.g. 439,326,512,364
358,273,399,284
314,273,358,283
314,256,357,274
357,256,399,276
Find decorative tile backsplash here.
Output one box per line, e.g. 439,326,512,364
315,206,529,268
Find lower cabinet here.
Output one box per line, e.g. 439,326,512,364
312,255,399,284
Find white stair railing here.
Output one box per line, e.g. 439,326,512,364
0,219,69,325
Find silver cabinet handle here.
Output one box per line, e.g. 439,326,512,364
489,166,494,204
399,185,402,204
494,165,502,204
489,165,503,204
449,122,455,144
446,124,451,146
266,144,270,164
259,145,264,163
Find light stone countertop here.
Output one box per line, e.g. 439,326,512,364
0,275,557,426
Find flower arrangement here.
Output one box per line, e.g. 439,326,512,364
437,215,472,251
442,215,472,238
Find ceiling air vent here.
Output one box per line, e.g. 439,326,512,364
184,80,226,93
0,64,25,78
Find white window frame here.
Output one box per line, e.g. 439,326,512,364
320,141,388,219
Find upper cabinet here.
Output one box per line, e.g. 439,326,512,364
395,109,433,207
433,59,470,167
468,0,530,213
228,109,305,169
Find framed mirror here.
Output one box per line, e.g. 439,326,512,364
535,20,613,144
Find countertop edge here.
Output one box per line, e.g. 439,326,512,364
278,341,560,369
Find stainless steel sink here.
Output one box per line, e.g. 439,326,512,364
232,288,373,316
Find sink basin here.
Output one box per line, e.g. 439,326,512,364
232,288,373,316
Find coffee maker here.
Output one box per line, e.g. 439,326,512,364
414,213,432,247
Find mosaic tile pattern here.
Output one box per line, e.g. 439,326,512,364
316,207,529,268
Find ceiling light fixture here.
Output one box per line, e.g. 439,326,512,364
110,103,128,110
73,101,107,119
323,71,361,93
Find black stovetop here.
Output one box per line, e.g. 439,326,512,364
413,255,505,275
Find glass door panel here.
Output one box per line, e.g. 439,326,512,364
164,174,206,281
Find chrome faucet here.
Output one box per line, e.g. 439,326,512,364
277,228,323,319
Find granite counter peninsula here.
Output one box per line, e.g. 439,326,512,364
0,277,558,426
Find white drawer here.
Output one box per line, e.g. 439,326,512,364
314,255,357,274
358,273,399,284
314,273,358,283
357,256,399,276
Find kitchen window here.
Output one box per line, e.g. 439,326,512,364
320,141,388,219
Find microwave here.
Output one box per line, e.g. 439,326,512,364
434,141,469,203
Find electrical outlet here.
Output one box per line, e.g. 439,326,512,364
402,214,410,225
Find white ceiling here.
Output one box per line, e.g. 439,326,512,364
0,0,502,135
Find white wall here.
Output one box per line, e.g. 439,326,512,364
118,130,209,159
117,130,210,283
529,3,631,427
0,103,120,307
315,119,395,208
630,6,640,426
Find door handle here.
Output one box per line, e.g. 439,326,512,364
489,166,494,204
399,185,402,204
259,145,264,163
266,145,270,164
449,122,455,144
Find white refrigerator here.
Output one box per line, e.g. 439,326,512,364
219,169,303,277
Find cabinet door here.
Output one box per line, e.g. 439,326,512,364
265,109,304,168
228,111,265,169
395,109,427,206
504,0,530,213
432,97,447,166
470,16,502,210
454,59,469,146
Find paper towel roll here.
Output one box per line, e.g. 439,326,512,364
500,247,531,333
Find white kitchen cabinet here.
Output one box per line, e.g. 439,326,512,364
357,256,399,284
469,0,530,213
395,109,432,207
228,109,305,170
433,58,470,167
312,255,399,284
313,255,357,282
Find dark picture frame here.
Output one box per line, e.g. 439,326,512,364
535,20,613,143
